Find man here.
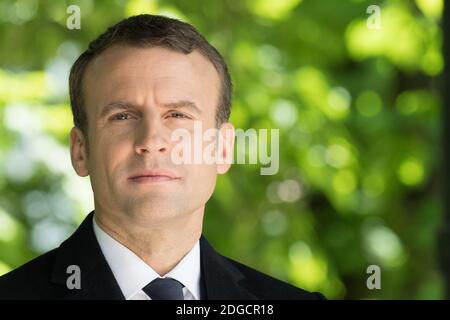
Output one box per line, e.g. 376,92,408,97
0,14,325,300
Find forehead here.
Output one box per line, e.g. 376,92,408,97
82,45,221,117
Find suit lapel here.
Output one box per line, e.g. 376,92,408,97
200,236,257,300
49,211,255,300
50,211,124,300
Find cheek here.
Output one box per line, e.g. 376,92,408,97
91,134,131,175
189,164,217,193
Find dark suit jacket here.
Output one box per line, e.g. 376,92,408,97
0,211,325,300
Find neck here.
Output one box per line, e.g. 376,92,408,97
94,207,204,276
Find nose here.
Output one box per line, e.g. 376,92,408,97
134,115,170,155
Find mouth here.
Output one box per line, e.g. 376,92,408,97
128,170,180,183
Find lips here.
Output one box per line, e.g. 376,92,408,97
128,169,180,181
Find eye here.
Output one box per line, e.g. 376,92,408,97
167,111,190,119
111,112,132,121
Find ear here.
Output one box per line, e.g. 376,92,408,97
69,127,89,177
216,122,235,175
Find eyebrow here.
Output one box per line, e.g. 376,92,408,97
99,100,202,118
162,100,202,114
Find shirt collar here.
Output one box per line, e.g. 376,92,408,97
92,216,201,300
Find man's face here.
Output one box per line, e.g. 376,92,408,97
69,45,233,226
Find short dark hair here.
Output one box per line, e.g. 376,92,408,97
69,14,232,137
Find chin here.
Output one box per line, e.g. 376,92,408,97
126,202,183,222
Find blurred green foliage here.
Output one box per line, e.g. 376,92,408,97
0,0,444,299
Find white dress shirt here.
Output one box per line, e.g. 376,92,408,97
92,216,201,300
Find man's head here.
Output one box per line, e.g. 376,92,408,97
69,14,234,227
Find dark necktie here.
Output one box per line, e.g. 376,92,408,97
142,277,184,300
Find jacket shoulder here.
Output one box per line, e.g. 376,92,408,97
0,248,63,299
225,257,326,300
